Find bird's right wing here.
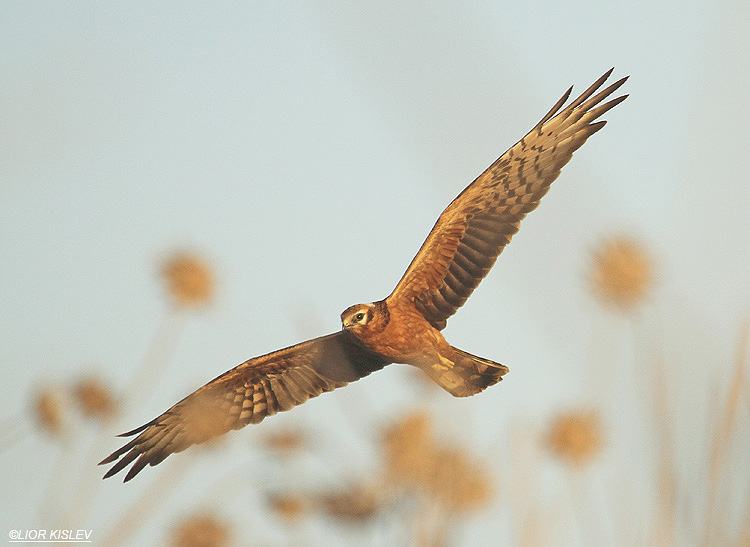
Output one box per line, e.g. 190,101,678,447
100,331,390,481
389,69,628,330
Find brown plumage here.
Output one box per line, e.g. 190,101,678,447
101,70,628,481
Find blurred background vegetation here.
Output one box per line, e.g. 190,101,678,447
2,2,748,546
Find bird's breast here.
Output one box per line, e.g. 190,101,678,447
353,304,445,365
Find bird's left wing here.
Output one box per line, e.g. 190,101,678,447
100,331,390,481
389,69,628,330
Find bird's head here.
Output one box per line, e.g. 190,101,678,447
341,301,390,333
341,303,375,330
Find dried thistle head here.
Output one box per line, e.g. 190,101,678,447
262,429,305,454
321,482,384,522
383,411,493,512
429,449,493,512
163,252,215,308
171,513,230,547
547,410,602,466
33,388,64,437
269,493,308,524
383,410,435,485
590,236,652,310
74,377,116,419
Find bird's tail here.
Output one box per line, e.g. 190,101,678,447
420,347,509,397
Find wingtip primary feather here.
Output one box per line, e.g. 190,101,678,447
535,85,573,128
99,421,154,475
585,120,608,137
123,456,149,482
101,453,133,479
579,93,630,127
534,69,626,131
565,69,617,111
116,421,152,438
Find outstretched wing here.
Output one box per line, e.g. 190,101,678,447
100,331,390,481
389,69,628,330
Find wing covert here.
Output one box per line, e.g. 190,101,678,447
100,331,390,481
389,69,628,329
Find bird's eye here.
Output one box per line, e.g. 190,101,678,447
354,312,365,322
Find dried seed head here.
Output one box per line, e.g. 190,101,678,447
33,388,64,437
429,449,493,511
321,482,384,522
383,410,435,485
163,252,215,308
590,237,652,309
547,410,602,466
269,494,308,523
74,377,115,419
262,429,305,454
383,411,493,512
171,513,230,547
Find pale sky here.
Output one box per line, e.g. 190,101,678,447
2,2,748,546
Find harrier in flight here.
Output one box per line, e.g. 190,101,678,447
102,69,627,481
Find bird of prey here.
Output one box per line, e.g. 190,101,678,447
101,69,627,481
